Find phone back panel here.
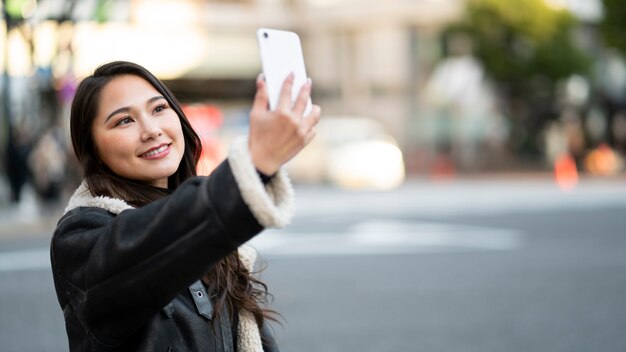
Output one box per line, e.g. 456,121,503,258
257,28,312,115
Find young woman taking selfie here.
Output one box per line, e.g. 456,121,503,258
50,61,320,351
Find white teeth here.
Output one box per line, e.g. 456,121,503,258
143,145,168,157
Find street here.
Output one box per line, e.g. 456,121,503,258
1,178,626,351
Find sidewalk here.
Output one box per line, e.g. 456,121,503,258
0,185,62,238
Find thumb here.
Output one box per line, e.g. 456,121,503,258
251,74,269,116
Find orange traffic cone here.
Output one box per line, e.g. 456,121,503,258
554,153,578,191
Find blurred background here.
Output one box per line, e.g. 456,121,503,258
1,0,626,351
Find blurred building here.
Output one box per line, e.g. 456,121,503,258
19,1,611,174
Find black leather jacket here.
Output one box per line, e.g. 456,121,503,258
51,156,289,351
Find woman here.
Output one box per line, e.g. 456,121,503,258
50,61,320,351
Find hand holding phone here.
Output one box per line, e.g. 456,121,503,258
248,29,320,176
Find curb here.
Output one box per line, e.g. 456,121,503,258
0,215,59,238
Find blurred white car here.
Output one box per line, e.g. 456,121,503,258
287,116,405,190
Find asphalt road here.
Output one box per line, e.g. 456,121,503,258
1,179,625,352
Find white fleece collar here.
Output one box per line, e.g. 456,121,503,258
64,180,133,215
227,136,294,228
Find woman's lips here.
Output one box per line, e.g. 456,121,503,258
140,144,171,160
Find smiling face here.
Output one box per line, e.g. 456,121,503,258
92,74,185,188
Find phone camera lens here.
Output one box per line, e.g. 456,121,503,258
263,32,269,39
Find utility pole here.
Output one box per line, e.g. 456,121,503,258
1,0,13,170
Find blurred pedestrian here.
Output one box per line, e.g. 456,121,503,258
5,124,32,203
50,61,320,351
28,126,68,206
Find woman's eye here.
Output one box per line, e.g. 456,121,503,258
115,117,134,126
154,103,168,113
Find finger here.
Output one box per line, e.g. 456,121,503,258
277,72,295,111
301,105,321,131
292,78,312,117
303,127,317,146
251,74,269,115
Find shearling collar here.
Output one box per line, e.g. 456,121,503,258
64,180,133,215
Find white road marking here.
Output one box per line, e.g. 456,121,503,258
250,220,524,257
0,248,50,272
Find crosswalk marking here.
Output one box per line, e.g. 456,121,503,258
250,220,524,257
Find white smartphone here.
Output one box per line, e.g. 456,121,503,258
256,28,312,116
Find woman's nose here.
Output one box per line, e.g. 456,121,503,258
140,119,162,142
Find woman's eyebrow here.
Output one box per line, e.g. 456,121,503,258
104,107,130,124
147,95,166,104
104,96,166,124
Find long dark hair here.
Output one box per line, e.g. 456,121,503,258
70,61,274,327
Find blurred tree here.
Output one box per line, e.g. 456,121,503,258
444,0,590,156
94,0,113,23
599,0,626,56
5,0,29,23
597,0,626,151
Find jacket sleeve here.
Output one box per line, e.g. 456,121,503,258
50,137,294,346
